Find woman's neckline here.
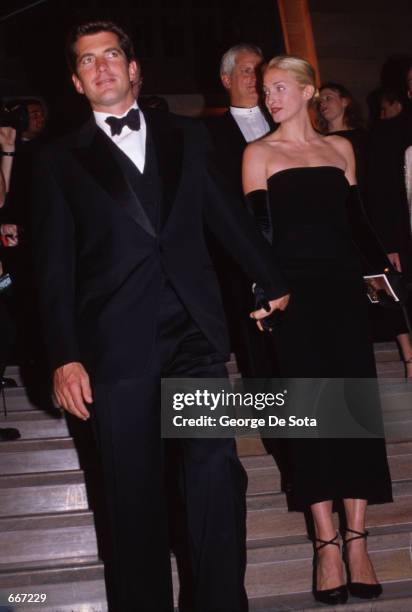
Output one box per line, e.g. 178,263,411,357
267,166,346,183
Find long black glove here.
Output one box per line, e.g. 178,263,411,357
346,185,393,275
246,189,279,330
245,189,273,245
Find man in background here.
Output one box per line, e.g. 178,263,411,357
205,44,277,379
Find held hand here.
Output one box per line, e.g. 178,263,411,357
250,293,290,332
387,252,401,272
0,224,18,246
53,362,93,421
0,127,16,151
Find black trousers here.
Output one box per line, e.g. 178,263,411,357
91,281,248,612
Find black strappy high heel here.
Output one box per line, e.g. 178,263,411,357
342,528,383,599
311,532,348,605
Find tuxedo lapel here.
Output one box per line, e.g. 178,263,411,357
144,110,184,228
71,119,156,238
222,111,247,153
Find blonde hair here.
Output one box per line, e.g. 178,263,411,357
265,54,319,101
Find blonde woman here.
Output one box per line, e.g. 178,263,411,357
243,55,392,605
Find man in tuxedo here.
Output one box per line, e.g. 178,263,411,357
205,45,278,379
207,44,273,198
32,21,288,612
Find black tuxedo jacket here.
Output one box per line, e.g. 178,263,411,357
32,110,285,382
205,109,275,199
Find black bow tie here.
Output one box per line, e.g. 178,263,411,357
105,108,141,136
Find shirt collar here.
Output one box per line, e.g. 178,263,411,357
94,101,140,138
230,105,262,118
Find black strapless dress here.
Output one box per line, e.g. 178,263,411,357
267,166,392,510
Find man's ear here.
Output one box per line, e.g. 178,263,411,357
129,60,138,84
221,73,231,92
72,74,84,95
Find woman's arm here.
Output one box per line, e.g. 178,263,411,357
330,137,393,273
326,134,357,186
241,141,289,328
242,143,273,244
242,142,268,194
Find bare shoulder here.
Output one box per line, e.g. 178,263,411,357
324,134,356,184
245,138,270,155
243,139,274,191
245,135,281,159
243,139,270,164
324,133,355,162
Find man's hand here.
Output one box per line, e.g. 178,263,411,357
0,127,16,151
53,362,93,421
250,294,290,331
387,252,401,272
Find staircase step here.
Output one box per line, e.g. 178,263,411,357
374,342,401,363
385,420,412,441
249,579,412,610
0,511,97,566
4,365,24,387
245,543,412,600
380,380,412,393
1,581,107,612
170,531,412,603
377,362,405,377
1,390,42,412
0,555,103,587
247,498,412,544
381,392,412,413
0,561,106,612
0,410,69,439
0,438,79,474
0,471,88,517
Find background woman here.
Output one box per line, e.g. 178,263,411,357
319,83,412,377
318,82,367,194
243,55,392,605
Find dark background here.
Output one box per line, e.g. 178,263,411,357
0,0,284,132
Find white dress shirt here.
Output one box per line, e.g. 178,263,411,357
229,105,270,143
94,102,146,173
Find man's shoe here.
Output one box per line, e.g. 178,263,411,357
0,427,21,441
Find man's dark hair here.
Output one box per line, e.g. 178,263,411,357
66,20,136,74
